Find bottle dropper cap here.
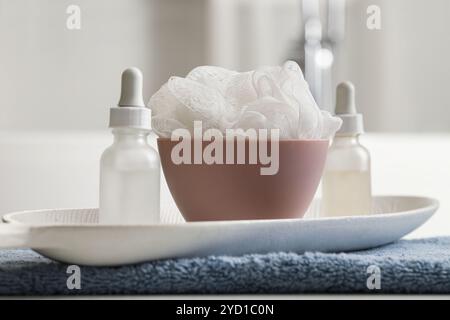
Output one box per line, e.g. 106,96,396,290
335,81,364,136
109,67,151,130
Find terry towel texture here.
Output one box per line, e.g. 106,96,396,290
0,237,449,295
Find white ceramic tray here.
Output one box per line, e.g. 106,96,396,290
0,196,438,266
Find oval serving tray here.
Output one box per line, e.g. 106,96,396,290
0,196,438,266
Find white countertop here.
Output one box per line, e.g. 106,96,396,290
0,131,448,238
362,134,449,238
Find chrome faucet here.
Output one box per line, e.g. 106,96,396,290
293,0,346,112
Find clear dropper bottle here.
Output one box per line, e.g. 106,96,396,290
321,82,372,217
99,68,160,224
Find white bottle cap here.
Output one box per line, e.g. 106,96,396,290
109,67,151,130
335,81,364,136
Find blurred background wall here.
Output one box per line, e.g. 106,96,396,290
1,0,449,132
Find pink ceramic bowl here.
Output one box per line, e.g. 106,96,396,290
158,139,329,221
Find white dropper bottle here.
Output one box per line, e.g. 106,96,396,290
321,81,372,217
99,68,160,224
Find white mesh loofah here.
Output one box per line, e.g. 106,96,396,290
149,61,342,140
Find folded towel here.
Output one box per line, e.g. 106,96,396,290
1,237,449,295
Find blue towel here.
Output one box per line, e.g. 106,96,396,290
0,237,449,295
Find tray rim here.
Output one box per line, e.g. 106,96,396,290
2,195,439,229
